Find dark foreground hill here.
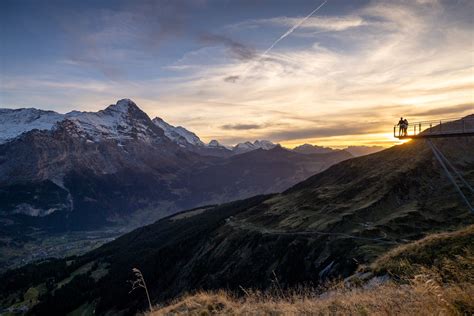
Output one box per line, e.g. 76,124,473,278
1,136,473,315
150,225,474,315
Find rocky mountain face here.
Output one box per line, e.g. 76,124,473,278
0,104,207,263
2,132,472,315
152,117,205,147
152,117,232,157
0,100,182,184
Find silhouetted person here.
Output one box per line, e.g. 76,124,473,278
397,117,405,136
403,118,409,136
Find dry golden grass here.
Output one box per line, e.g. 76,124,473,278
149,278,473,316
148,226,474,315
370,224,474,283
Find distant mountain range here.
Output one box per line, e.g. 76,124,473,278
292,143,384,157
0,100,384,157
0,99,354,269
293,143,335,154
1,123,471,315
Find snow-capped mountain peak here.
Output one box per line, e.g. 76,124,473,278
0,99,165,145
61,99,163,142
108,98,138,113
253,140,276,150
232,140,277,154
237,141,253,147
208,140,221,147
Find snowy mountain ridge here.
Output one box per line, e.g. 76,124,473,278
62,99,165,143
233,140,277,154
152,117,205,147
0,108,64,144
0,99,277,155
0,99,166,145
1,99,377,156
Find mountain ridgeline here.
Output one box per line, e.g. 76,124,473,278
1,131,472,315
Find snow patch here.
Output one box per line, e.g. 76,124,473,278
0,108,64,144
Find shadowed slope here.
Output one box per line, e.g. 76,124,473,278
150,225,474,316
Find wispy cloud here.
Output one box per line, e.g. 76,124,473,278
238,15,367,33
221,123,264,130
54,0,204,80
263,122,382,142
199,33,256,60
411,103,474,117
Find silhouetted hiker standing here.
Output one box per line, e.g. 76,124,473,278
403,118,409,136
397,117,405,136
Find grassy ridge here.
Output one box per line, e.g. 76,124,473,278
371,224,474,282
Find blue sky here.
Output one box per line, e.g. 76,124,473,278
1,0,473,147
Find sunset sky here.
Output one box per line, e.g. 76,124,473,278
1,0,473,147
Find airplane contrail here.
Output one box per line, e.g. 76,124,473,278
261,0,328,57
236,0,328,80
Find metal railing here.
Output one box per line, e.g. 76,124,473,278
393,116,474,138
